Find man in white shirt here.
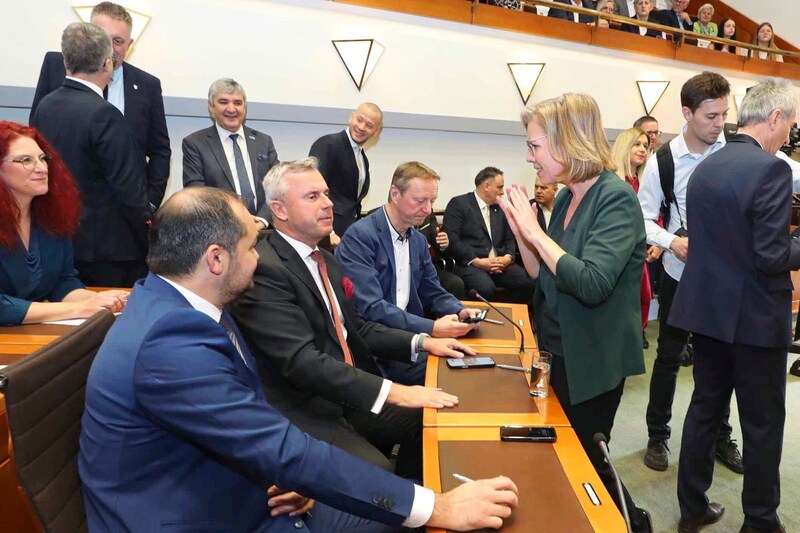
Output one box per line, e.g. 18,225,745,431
638,71,742,475
80,185,518,532
182,78,279,223
231,158,477,482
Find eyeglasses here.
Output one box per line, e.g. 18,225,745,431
644,130,662,138
600,5,616,12
2,153,52,171
526,134,548,153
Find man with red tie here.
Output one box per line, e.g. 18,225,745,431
230,158,474,481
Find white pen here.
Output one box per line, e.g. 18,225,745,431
452,473,474,484
496,364,530,373
483,318,504,326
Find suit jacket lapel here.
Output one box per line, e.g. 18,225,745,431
205,127,236,190
374,211,398,303
339,130,359,198
468,194,491,240
269,233,339,341
243,128,266,207
121,62,136,117
489,205,501,247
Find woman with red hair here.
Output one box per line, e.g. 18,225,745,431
0,121,128,325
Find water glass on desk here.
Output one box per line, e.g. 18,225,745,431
529,350,552,398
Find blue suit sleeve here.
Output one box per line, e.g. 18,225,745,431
133,310,414,525
0,294,31,326
337,226,435,334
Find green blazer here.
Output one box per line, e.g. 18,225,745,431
534,170,646,404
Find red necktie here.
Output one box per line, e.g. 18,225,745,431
310,251,354,366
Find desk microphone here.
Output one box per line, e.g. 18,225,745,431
468,290,525,354
593,433,631,533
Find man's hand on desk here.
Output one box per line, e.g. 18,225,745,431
387,384,458,409
423,336,478,357
432,314,476,338
428,476,519,531
266,485,314,517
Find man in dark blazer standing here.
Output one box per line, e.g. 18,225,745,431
670,78,800,533
443,167,535,302
29,2,171,209
80,185,518,532
32,22,151,288
182,78,278,224
309,103,382,240
231,158,474,481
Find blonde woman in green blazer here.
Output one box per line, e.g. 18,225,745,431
500,94,651,533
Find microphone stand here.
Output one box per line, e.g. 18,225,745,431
468,290,525,354
593,433,631,533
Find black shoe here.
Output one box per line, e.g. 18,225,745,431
740,524,786,533
644,439,669,471
716,438,744,474
678,503,725,532
643,331,649,350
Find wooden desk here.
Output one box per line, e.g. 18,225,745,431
0,324,77,364
458,301,534,351
424,351,569,427
423,426,625,533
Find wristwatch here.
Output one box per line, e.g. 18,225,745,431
416,333,430,355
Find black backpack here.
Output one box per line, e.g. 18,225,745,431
655,143,685,231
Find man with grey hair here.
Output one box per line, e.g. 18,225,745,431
670,78,800,533
183,77,279,220
230,157,476,482
32,22,151,288
30,1,171,209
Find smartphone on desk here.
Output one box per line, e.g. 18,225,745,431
460,309,488,324
500,425,557,443
446,356,496,369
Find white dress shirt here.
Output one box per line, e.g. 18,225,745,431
159,274,434,527
215,123,258,209
637,124,725,281
107,65,125,114
384,208,412,312
65,76,103,98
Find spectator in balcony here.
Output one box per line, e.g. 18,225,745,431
714,18,746,56
590,0,619,29
490,0,522,10
548,0,598,24
622,0,661,38
655,0,693,32
751,22,784,62
692,4,717,37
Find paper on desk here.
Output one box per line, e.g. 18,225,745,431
42,318,86,326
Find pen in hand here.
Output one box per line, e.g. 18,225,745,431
452,473,475,484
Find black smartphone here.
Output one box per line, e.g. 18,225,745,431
446,356,496,369
500,425,557,443
460,309,488,324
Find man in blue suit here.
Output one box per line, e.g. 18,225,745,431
670,78,800,533
337,162,481,384
79,186,518,532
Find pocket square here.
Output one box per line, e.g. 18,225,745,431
248,134,256,140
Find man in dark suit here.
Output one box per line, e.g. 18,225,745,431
80,185,518,532
547,0,597,23
231,158,476,480
670,78,800,533
654,0,693,31
29,2,171,209
532,176,557,232
443,167,535,302
182,78,278,223
309,102,382,240
336,162,480,385
32,22,150,288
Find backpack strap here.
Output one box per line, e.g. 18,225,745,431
656,143,676,229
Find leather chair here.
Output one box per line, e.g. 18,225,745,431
0,310,116,533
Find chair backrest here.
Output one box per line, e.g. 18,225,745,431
0,311,115,533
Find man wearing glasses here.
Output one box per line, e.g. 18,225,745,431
634,115,662,152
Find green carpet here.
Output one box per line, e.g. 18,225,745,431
609,321,800,532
